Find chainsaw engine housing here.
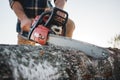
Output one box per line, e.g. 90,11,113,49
28,7,68,45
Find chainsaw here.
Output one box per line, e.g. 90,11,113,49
22,7,110,60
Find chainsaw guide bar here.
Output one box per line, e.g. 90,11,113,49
47,34,110,60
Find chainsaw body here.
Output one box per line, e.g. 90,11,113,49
28,7,68,45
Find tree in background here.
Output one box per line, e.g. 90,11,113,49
110,34,120,49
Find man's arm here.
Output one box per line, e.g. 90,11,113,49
11,1,28,21
9,1,32,32
54,0,66,9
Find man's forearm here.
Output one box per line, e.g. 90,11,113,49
12,1,28,21
54,0,66,9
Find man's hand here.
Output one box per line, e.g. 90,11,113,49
20,18,32,32
12,1,33,32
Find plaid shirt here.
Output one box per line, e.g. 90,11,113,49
9,0,53,18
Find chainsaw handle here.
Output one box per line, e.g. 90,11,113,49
32,7,68,29
44,7,68,28
38,11,51,24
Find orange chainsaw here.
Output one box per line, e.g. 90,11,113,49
23,7,110,60
28,7,68,45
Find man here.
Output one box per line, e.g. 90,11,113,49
9,0,75,45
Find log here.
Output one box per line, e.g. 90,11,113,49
0,44,120,80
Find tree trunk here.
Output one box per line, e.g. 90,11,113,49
0,44,120,80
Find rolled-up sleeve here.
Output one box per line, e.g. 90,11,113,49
9,0,19,8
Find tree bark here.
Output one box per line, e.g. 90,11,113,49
0,44,120,80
